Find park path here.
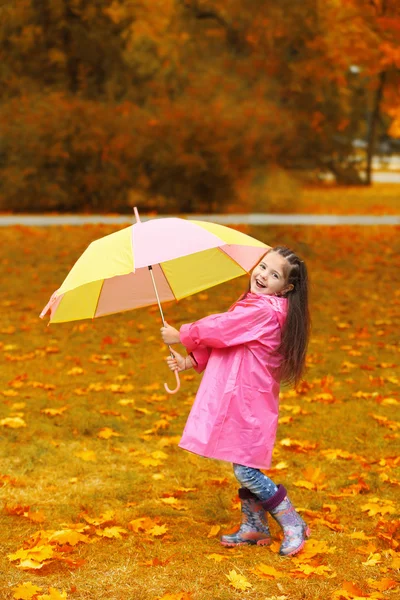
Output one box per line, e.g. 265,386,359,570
0,214,399,226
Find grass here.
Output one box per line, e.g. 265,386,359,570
0,222,399,600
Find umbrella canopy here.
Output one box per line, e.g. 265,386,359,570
40,209,270,324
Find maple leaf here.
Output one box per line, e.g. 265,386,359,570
95,526,128,538
17,559,50,570
361,498,395,517
226,570,252,590
280,438,317,452
97,427,122,439
139,458,163,467
82,510,115,526
40,407,68,417
367,578,397,592
206,553,228,562
36,588,67,600
12,582,43,600
362,552,381,566
149,524,168,537
49,529,90,546
128,517,156,533
250,563,285,579
74,450,96,462
9,545,54,563
291,563,335,577
0,417,27,428
207,525,221,537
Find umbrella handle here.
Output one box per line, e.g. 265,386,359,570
164,369,181,395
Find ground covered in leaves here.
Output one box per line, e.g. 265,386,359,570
0,218,399,599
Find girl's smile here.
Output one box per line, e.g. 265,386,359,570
250,252,293,296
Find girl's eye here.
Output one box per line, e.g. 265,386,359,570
273,273,279,279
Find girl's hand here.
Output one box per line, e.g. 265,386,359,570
160,322,180,345
166,347,187,372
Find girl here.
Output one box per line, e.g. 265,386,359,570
160,246,310,556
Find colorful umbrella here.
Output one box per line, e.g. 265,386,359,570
40,208,269,392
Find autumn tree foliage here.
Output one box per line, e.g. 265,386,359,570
0,0,399,212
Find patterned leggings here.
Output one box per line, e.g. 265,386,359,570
233,463,278,501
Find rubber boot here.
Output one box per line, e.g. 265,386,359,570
262,484,310,556
220,488,272,547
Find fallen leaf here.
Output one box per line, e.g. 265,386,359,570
12,582,43,600
226,569,252,590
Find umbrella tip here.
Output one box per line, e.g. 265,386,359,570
133,207,141,223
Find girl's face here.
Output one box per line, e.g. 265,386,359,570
250,252,294,297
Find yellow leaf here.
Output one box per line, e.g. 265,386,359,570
97,427,122,439
118,398,135,406
17,559,49,570
83,511,115,526
250,563,285,579
226,570,252,591
36,589,67,600
49,530,89,546
207,525,221,537
41,406,68,417
348,532,374,541
128,517,156,533
361,498,395,517
67,367,84,375
367,578,397,592
293,480,315,490
96,526,128,539
75,450,96,462
149,524,168,537
139,458,162,467
362,552,382,566
9,545,54,563
206,553,228,562
151,450,168,460
0,417,26,428
12,582,43,600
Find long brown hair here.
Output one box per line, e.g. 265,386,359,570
272,246,310,387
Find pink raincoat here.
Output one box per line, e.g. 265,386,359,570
178,293,288,469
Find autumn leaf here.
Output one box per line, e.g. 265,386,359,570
361,497,396,517
40,406,69,417
148,524,168,537
207,525,221,538
206,553,228,562
367,577,397,592
49,530,90,546
82,510,115,526
9,544,54,564
0,417,26,428
225,570,252,590
95,526,128,539
250,563,285,579
97,427,122,439
74,450,96,462
36,588,68,600
362,552,381,567
12,582,43,600
280,438,317,452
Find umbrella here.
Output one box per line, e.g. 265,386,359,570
40,208,270,393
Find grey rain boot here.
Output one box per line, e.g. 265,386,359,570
262,484,310,556
220,488,272,547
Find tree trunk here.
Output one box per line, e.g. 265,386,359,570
365,71,387,185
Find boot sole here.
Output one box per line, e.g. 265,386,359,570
279,526,311,557
220,537,272,548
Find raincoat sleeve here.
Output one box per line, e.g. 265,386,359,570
189,347,211,374
179,300,275,351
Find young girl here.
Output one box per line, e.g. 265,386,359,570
160,246,310,556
